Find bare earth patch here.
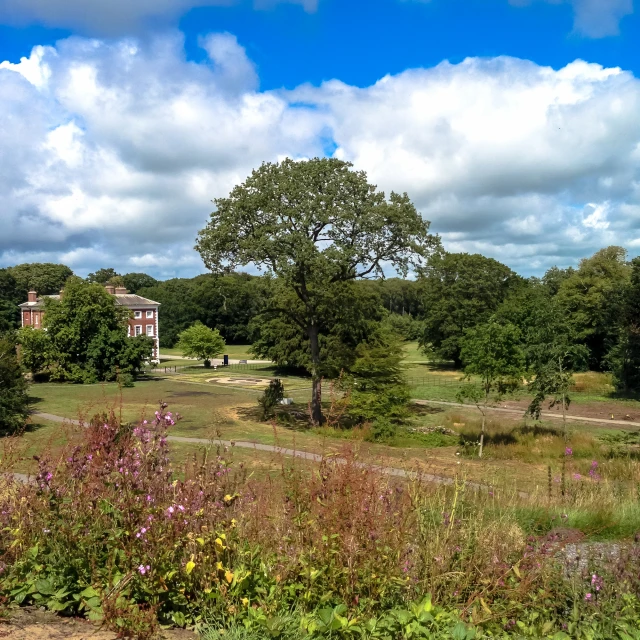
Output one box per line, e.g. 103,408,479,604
207,376,270,388
499,399,640,425
0,608,194,640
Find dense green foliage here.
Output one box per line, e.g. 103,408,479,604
608,257,640,393
7,262,73,297
258,378,285,419
341,329,411,431
140,273,267,348
86,267,120,284
177,322,226,366
419,252,522,365
0,333,29,434
122,272,159,293
0,268,21,331
17,277,153,383
555,246,630,371
250,281,386,376
196,157,437,424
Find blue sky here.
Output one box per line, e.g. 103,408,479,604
0,0,639,278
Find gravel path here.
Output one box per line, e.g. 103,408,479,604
414,399,640,428
31,411,454,486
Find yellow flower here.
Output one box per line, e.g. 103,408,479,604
225,570,234,584
242,598,249,606
216,562,223,571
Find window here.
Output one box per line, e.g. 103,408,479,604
135,325,142,336
146,310,154,318
34,314,39,325
134,311,142,319
128,325,131,337
146,325,154,337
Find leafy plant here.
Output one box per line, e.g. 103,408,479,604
258,378,285,420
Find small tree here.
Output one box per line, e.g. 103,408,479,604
17,326,56,375
458,321,525,458
177,322,225,367
525,323,588,439
341,330,410,428
258,378,285,420
0,334,29,434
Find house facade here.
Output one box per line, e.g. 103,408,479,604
19,284,161,360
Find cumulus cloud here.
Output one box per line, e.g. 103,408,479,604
510,0,634,38
1,34,640,277
0,0,317,35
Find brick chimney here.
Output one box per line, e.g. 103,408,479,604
115,287,128,295
105,284,116,295
27,290,37,303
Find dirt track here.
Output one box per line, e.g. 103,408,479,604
0,607,193,639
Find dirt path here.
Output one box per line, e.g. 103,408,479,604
413,399,640,429
0,607,193,639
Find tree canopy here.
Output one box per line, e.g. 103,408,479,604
8,263,73,298
419,252,523,365
0,269,21,332
87,268,120,285
0,333,29,434
196,157,438,424
556,246,630,370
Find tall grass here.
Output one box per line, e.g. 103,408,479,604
1,402,640,637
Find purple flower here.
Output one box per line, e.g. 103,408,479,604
573,473,581,480
585,593,592,601
138,564,150,575
565,447,573,456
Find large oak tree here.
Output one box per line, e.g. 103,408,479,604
196,157,437,424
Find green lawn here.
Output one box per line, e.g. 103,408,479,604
159,344,258,361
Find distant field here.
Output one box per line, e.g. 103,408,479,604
159,344,256,360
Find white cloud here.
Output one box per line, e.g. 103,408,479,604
510,0,634,38
1,35,640,278
0,0,316,35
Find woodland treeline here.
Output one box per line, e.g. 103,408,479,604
1,244,639,392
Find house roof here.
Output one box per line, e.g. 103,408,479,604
114,294,160,307
20,293,160,310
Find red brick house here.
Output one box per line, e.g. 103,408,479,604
19,285,161,361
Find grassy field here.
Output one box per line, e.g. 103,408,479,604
5,339,639,496
159,344,257,360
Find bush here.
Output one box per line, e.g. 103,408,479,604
258,378,285,420
366,418,396,442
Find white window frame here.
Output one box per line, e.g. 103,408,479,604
135,325,142,336
146,325,154,337
134,311,142,319
128,325,131,337
146,310,154,318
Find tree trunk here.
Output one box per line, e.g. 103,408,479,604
308,323,324,426
479,390,488,458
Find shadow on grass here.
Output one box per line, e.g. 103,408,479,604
236,404,311,432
